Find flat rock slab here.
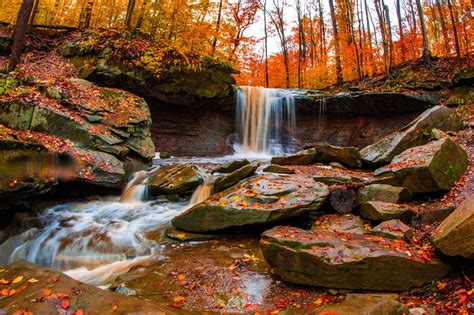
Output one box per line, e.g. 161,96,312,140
361,106,463,166
212,159,250,173
359,201,412,222
314,293,408,315
261,226,450,291
431,196,474,259
263,164,295,174
311,214,367,234
213,163,258,193
0,260,176,314
164,228,227,242
148,164,204,195
172,174,329,232
375,137,468,193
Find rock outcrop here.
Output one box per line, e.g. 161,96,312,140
359,201,412,222
147,164,204,195
271,148,317,166
261,226,450,291
374,137,468,193
172,174,329,232
361,106,463,167
357,184,412,204
304,142,361,168
431,197,474,259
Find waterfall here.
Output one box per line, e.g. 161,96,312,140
189,175,214,206
233,86,297,156
120,170,149,203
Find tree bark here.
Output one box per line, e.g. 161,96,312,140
328,0,343,84
211,0,223,56
395,0,405,60
415,0,431,60
435,0,450,56
9,0,35,72
79,0,94,29
447,0,461,62
384,4,393,70
135,0,148,30
124,0,136,29
374,0,390,76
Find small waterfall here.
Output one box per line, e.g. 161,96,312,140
318,98,327,130
120,171,149,203
234,86,297,156
189,175,214,206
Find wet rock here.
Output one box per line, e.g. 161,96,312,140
361,106,463,167
311,214,367,234
373,219,413,240
357,184,412,204
0,260,175,314
329,186,357,213
431,197,474,259
261,226,450,291
314,293,408,315
359,201,412,222
213,159,250,173
271,148,317,166
304,142,361,168
374,137,468,193
263,164,295,174
165,228,227,242
159,152,172,159
172,174,329,232
214,163,258,193
329,162,346,169
148,164,204,195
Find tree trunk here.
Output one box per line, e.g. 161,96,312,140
124,0,135,29
135,0,148,30
211,0,223,56
395,0,405,60
328,0,343,84
262,0,269,87
415,0,431,60
408,0,417,33
28,0,40,30
435,0,450,56
79,0,94,29
375,0,390,76
447,0,461,62
9,0,35,72
384,4,393,70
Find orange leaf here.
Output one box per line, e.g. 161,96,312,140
0,279,10,285
112,303,118,310
60,299,70,309
177,274,186,281
43,288,51,296
27,278,39,283
173,296,186,303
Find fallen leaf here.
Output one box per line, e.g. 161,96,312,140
43,288,51,296
27,278,39,283
0,279,10,285
60,298,70,309
177,274,186,281
173,296,186,303
112,303,118,310
12,276,24,284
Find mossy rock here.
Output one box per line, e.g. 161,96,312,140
271,148,317,166
304,142,361,168
148,164,204,195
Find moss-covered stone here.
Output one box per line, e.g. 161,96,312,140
374,137,468,193
361,106,463,167
372,219,413,240
304,142,361,168
431,197,474,259
260,226,450,291
172,174,329,232
263,164,295,174
311,214,367,235
359,201,412,222
357,184,412,204
213,163,258,192
148,164,204,195
271,148,317,166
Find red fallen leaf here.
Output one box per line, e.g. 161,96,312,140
50,277,59,282
112,303,118,310
60,298,70,309
243,304,258,311
43,288,51,296
276,299,288,309
75,309,84,315
458,294,467,304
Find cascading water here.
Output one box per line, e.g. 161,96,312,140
120,170,149,203
232,86,298,156
189,175,214,206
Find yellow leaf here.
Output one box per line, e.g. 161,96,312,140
176,233,186,239
27,278,39,283
12,276,23,284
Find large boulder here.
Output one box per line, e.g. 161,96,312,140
271,148,317,166
374,137,468,193
304,142,361,168
361,106,463,167
147,164,204,195
357,184,412,204
172,174,329,232
261,226,450,291
0,260,176,314
431,197,474,259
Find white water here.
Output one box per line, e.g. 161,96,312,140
120,170,149,203
233,86,298,156
189,175,214,206
0,199,186,286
